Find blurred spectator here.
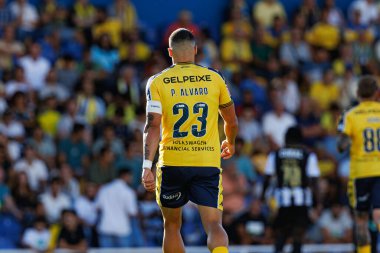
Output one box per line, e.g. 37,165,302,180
310,69,340,110
119,29,151,64
196,28,219,67
57,99,85,140
27,126,56,166
93,124,124,159
278,68,301,114
324,0,344,27
116,142,142,189
39,31,62,64
0,26,24,72
0,110,25,141
116,66,141,106
74,182,98,246
222,7,253,39
234,137,256,183
139,191,162,246
107,0,138,32
76,77,106,124
60,164,80,201
234,200,270,245
39,69,69,103
10,0,39,38
10,171,37,224
220,25,252,74
55,55,81,91
18,43,51,91
57,209,87,252
73,0,96,30
332,44,359,78
250,26,274,73
21,217,51,251
88,146,116,185
253,0,286,28
5,67,29,98
295,0,320,28
262,99,296,148
0,167,21,218
90,34,119,74
319,202,353,243
58,123,90,175
96,169,138,248
306,8,340,51
14,145,48,192
222,160,249,214
93,8,122,47
238,105,262,145
0,0,13,31
352,31,374,72
162,10,200,46
37,95,61,137
280,28,311,67
40,177,71,223
349,0,378,26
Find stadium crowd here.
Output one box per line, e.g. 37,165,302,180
0,0,377,250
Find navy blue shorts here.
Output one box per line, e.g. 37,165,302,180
156,166,223,210
348,177,380,211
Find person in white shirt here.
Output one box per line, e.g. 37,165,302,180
75,182,98,246
96,168,138,248
349,0,378,25
19,43,51,91
22,217,51,251
0,110,25,140
40,177,71,223
14,145,48,191
262,99,296,149
10,0,38,32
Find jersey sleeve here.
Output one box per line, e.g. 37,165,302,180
217,74,233,109
264,152,276,176
146,76,162,114
337,111,352,136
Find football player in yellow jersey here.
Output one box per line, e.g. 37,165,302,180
141,28,238,253
337,76,380,253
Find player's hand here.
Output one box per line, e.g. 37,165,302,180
142,168,155,192
221,140,235,159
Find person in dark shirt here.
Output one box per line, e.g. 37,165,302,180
58,209,87,252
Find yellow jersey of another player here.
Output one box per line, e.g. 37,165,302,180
146,62,233,168
339,101,380,179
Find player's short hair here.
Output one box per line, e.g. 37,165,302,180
169,28,195,48
357,76,378,99
285,126,303,146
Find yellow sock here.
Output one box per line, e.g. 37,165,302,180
212,246,228,253
358,245,371,253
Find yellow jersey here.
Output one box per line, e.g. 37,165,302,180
339,101,380,178
146,62,233,168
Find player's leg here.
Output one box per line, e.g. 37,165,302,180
189,167,228,253
350,178,372,253
370,177,380,253
198,205,229,253
160,206,185,253
156,166,189,253
273,208,289,253
355,211,371,253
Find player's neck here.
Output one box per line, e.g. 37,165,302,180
172,57,195,65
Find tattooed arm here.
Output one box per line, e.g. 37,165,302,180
142,112,161,192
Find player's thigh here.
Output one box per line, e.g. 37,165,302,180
188,167,223,211
156,166,189,209
349,177,372,212
161,206,183,228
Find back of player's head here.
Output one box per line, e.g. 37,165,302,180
357,75,378,99
285,126,303,146
169,28,195,49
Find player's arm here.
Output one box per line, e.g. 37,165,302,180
218,73,238,159
336,111,351,153
142,78,162,192
219,103,238,159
